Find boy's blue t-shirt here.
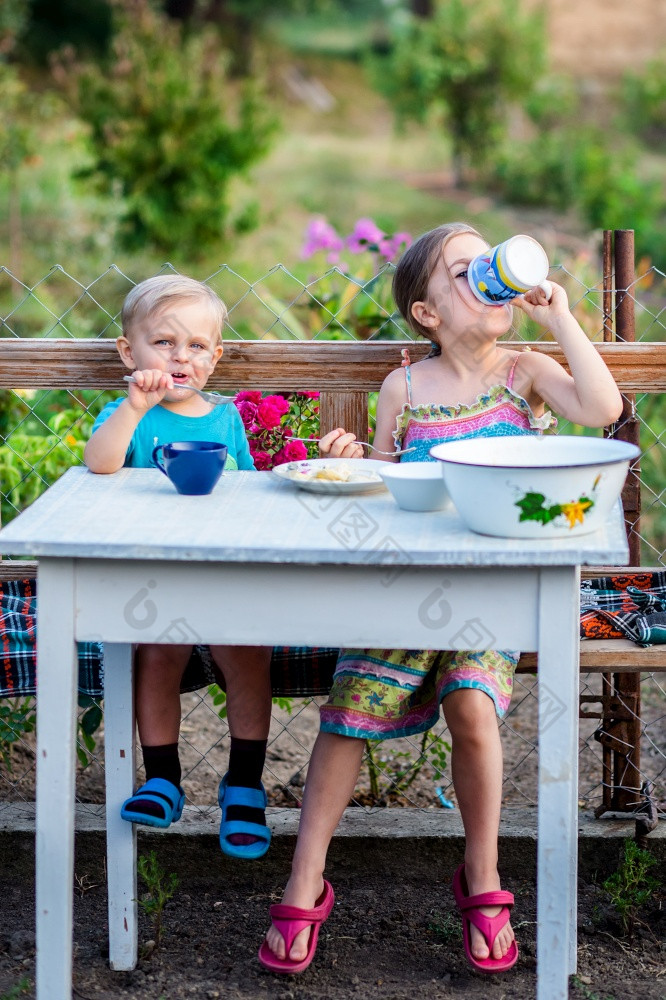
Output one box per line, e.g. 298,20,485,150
92,398,255,471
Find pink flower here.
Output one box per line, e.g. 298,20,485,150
235,399,259,430
378,232,412,261
235,390,262,404
249,447,273,470
300,391,320,399
273,440,308,465
256,401,283,430
262,394,290,416
301,217,344,260
346,218,385,254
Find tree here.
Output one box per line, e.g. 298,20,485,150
0,0,56,286
52,1,277,258
372,0,545,184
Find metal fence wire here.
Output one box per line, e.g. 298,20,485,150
0,253,664,823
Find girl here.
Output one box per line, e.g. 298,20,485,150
259,222,623,975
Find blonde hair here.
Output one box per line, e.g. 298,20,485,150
121,275,227,339
392,222,484,341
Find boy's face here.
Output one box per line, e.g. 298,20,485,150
117,298,224,405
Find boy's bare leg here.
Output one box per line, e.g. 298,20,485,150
265,731,364,962
211,645,273,848
135,643,192,745
442,688,515,962
210,644,272,740
122,643,192,821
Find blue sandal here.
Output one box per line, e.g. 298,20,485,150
120,777,186,829
218,773,271,859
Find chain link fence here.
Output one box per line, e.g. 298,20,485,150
0,255,664,823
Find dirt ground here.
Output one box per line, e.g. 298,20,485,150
0,832,665,1000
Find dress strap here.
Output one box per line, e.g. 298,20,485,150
400,348,413,407
506,353,521,389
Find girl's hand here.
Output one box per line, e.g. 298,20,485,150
512,280,570,327
319,427,364,459
125,369,173,412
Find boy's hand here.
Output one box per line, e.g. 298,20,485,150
125,369,173,412
319,427,364,459
512,281,570,326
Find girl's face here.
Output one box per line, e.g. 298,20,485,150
422,233,514,347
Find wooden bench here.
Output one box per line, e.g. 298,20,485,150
1,334,665,819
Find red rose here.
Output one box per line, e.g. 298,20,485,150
273,440,308,465
257,400,282,430
262,394,290,416
249,447,273,470
235,390,262,404
235,400,258,430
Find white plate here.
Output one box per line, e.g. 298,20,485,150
272,458,390,494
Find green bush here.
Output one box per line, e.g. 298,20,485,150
491,126,666,262
370,0,545,183
0,401,98,524
622,51,666,145
52,0,277,260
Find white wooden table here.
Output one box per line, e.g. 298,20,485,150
0,467,629,1000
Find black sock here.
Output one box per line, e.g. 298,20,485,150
124,743,181,819
143,743,182,788
225,738,267,840
227,737,267,789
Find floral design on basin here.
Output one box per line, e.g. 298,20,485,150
514,474,601,529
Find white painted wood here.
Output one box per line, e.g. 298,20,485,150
536,566,581,1000
73,562,541,651
0,470,628,1000
0,467,630,567
35,559,78,1000
102,643,137,971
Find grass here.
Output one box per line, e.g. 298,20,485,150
0,980,31,1000
570,977,616,1000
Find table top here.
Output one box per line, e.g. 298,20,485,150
0,467,629,567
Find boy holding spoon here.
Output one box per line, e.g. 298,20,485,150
84,274,273,858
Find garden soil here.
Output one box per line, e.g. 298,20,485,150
1,830,664,1000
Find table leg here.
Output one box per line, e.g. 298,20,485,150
103,643,138,971
536,566,580,1000
35,559,78,1000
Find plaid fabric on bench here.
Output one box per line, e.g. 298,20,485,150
580,571,666,646
0,577,338,699
0,578,103,697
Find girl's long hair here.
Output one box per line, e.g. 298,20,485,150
392,222,483,357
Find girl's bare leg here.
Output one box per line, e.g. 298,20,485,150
265,731,365,962
442,688,515,962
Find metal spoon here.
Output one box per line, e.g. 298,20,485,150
290,436,416,458
123,374,233,406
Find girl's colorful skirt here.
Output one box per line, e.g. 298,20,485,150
320,647,518,740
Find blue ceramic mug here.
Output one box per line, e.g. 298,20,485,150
151,440,228,495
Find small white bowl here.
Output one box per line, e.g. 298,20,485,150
380,461,451,512
430,436,639,538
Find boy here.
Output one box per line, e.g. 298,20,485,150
85,275,272,858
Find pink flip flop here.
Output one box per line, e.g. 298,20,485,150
258,880,335,975
452,864,518,974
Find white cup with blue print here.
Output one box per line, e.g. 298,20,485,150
467,235,553,307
